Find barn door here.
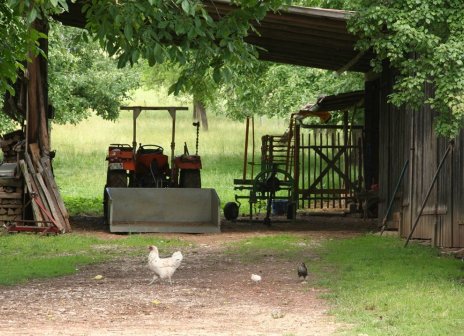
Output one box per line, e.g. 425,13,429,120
298,125,364,210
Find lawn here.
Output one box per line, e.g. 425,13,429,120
0,232,189,286
316,235,464,335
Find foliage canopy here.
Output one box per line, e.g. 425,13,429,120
2,0,464,136
48,22,140,124
349,0,464,137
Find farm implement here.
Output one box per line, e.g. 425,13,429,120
223,116,297,226
103,106,220,233
224,90,370,225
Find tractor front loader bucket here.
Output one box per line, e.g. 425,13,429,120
106,188,221,233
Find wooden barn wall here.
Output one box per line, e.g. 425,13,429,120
407,84,439,241
369,68,411,231
453,134,464,247
370,66,464,247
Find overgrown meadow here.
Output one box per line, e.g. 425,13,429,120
51,89,287,215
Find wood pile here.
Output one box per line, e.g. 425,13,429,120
0,130,24,163
1,131,71,233
0,168,23,224
0,131,25,227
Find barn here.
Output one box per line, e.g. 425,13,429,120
3,1,464,246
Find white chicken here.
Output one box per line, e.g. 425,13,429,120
251,274,262,283
147,245,183,285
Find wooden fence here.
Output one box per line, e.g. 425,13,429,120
298,125,364,210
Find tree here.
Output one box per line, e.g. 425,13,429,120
208,62,363,121
1,0,68,95
142,57,363,124
348,0,464,138
48,22,140,124
6,1,464,138
3,0,294,130
83,0,291,94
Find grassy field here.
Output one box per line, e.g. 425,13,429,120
51,89,287,215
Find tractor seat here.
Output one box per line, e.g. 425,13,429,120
137,145,163,154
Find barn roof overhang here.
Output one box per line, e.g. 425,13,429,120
55,0,373,73
302,90,365,113
295,90,365,123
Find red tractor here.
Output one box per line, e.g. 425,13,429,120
103,106,202,221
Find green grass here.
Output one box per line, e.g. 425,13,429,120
51,88,287,215
0,233,189,286
315,234,464,335
225,234,314,261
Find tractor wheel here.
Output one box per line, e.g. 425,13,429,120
179,169,201,188
107,169,127,188
224,202,239,221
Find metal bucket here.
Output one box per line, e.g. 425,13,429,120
106,188,221,233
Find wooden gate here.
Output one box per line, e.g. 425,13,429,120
297,125,364,210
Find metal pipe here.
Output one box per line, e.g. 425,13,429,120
169,109,176,182
243,117,250,181
293,122,300,207
380,159,409,235
132,107,142,158
404,141,454,247
251,116,255,179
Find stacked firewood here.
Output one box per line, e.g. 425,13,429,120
0,165,23,225
0,131,24,226
1,130,70,233
0,130,24,162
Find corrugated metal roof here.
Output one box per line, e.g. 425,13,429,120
56,1,372,72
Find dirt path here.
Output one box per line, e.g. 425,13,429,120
0,216,374,335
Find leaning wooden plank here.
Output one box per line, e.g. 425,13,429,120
29,143,43,173
40,157,71,232
35,172,65,232
25,154,51,227
18,160,44,223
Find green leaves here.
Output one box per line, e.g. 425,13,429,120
48,22,140,124
349,0,464,138
82,0,287,96
1,0,72,98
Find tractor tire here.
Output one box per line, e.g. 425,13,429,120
179,169,201,188
107,169,127,188
224,202,239,221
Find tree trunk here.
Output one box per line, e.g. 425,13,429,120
27,20,50,156
193,100,209,131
